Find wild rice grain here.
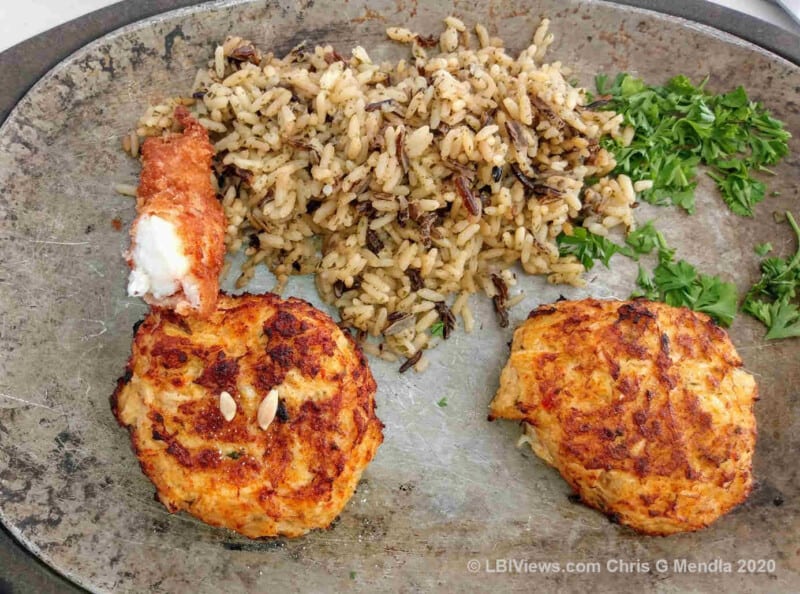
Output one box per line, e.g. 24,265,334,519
493,295,509,328
399,350,423,373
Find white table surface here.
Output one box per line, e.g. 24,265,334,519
0,0,798,54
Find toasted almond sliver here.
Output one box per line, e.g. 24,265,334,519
219,390,236,421
258,389,279,430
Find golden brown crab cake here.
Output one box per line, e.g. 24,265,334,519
489,299,757,535
112,293,383,538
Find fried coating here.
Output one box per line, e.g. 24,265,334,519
126,106,225,317
112,293,383,538
489,299,757,535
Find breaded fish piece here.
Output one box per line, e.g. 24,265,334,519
126,106,225,317
489,299,757,535
111,293,383,538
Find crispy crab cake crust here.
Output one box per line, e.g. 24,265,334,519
489,299,757,535
112,293,383,538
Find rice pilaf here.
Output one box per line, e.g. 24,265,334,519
132,17,639,369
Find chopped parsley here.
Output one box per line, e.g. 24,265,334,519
556,221,659,268
564,75,794,336
556,223,737,326
742,212,800,339
429,321,445,338
595,73,790,215
624,220,659,255
754,242,773,257
436,397,448,408
226,450,242,460
556,227,634,270
349,571,357,580
631,231,738,326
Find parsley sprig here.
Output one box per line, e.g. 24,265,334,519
558,214,800,337
631,230,738,326
555,75,792,337
557,222,738,326
429,321,445,338
596,74,790,215
556,227,634,270
742,212,800,339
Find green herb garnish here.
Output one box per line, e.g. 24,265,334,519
556,227,634,270
558,221,738,326
436,397,448,408
624,220,659,255
632,232,738,326
754,242,773,257
226,451,242,460
742,212,800,339
595,73,790,215
430,321,445,338
349,571,357,580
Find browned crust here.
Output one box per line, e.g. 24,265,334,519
126,106,225,318
111,293,383,538
490,299,758,535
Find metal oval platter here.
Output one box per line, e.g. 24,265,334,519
0,0,798,591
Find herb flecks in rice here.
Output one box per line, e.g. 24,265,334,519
133,18,637,367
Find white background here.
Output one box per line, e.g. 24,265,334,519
0,0,798,53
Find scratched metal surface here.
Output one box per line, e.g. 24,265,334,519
0,0,798,592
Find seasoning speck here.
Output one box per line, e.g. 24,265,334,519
491,165,502,182
276,399,289,423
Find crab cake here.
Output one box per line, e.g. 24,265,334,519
489,299,757,535
111,293,383,538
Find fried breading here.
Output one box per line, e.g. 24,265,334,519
112,293,383,538
489,299,757,535
126,107,225,317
